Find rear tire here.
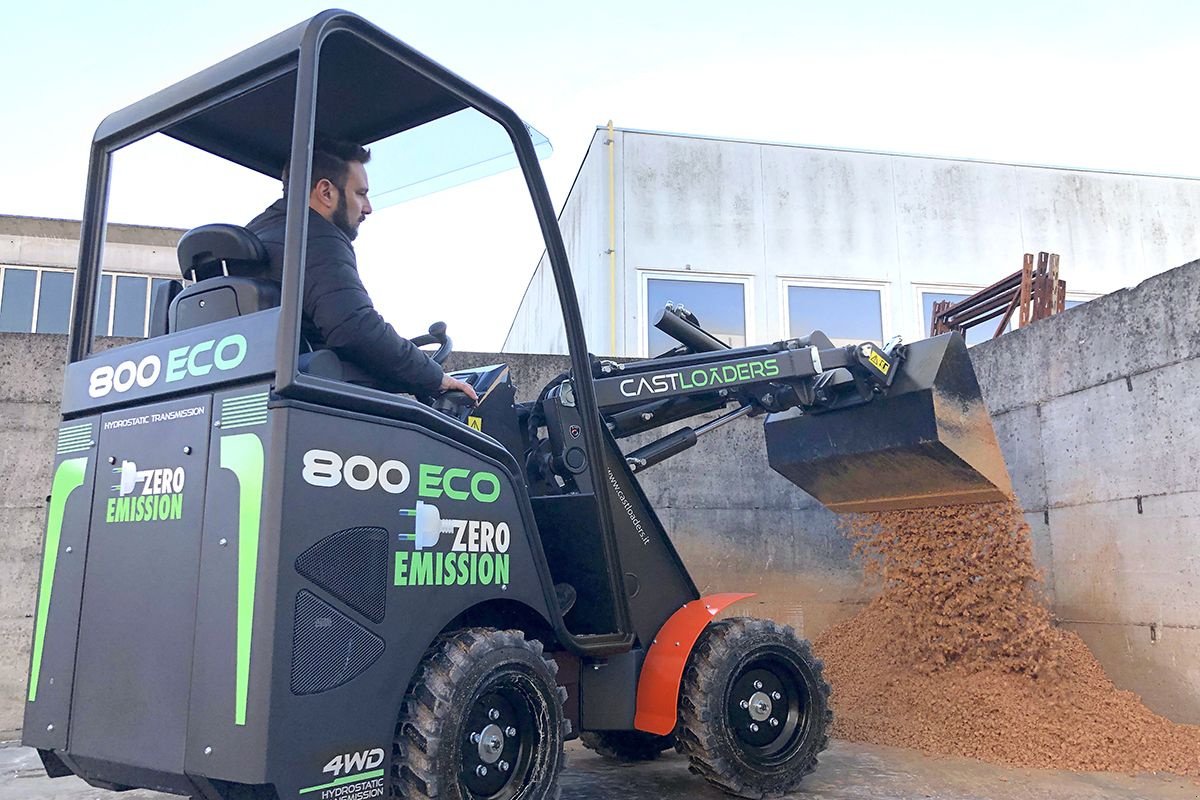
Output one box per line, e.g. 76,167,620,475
676,618,831,798
392,628,567,799
579,730,676,761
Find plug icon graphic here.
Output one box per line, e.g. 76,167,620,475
397,501,456,550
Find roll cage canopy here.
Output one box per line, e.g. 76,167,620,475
68,11,617,598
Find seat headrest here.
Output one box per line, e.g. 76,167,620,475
178,224,269,281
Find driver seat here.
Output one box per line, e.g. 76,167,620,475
153,223,381,387
161,224,280,334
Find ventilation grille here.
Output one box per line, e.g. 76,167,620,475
295,526,389,623
291,590,385,695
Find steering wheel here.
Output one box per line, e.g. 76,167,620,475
410,321,453,365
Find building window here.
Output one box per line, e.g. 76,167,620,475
642,273,750,355
112,275,149,337
0,267,37,333
0,266,170,338
785,283,884,347
35,270,75,334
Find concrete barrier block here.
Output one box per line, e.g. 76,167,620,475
1064,621,1200,726
0,403,61,510
0,335,67,405
1040,358,1200,505
0,615,32,733
1023,511,1056,607
0,507,49,617
1049,493,1200,628
973,258,1200,412
991,404,1047,510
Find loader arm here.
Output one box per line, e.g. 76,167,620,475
530,305,1011,513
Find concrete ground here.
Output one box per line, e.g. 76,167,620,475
1,739,1196,800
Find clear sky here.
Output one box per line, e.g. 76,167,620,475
3,0,1198,348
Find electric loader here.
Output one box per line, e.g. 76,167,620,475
24,10,1011,800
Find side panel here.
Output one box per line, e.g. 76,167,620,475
185,385,278,780
22,420,101,750
68,396,214,772
263,406,553,800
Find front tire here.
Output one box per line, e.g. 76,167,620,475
392,629,567,799
676,618,831,798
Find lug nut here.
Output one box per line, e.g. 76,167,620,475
770,718,779,727
505,726,517,737
749,723,759,732
499,760,510,772
471,732,481,744
475,765,488,777
771,691,782,701
488,708,500,721
753,680,763,690
739,700,749,709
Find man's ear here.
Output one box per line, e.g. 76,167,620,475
309,178,338,212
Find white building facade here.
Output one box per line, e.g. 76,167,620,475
0,215,184,339
505,128,1200,356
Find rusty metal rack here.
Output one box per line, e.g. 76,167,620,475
931,252,1066,339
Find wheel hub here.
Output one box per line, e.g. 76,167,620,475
748,691,772,722
727,660,808,763
478,723,505,764
462,688,537,799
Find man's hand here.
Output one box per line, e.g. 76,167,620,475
440,373,479,403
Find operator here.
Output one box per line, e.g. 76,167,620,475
247,139,477,402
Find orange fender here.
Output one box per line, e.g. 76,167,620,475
633,592,755,735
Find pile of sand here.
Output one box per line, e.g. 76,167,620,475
813,500,1200,775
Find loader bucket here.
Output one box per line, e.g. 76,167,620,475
764,332,1012,513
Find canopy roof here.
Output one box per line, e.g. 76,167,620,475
94,11,470,177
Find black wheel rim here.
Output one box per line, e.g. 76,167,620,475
460,673,541,799
724,648,814,766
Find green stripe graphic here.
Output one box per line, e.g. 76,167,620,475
221,411,268,423
299,769,386,795
220,433,265,726
56,426,94,453
221,394,268,410
221,394,269,430
28,457,88,702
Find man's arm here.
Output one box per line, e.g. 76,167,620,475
304,239,445,395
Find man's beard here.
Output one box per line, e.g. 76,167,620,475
333,192,360,241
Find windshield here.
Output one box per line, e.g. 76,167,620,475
366,109,552,209
95,74,565,357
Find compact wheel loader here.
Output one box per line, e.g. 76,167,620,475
24,11,1011,800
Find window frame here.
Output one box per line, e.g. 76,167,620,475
0,265,170,337
778,276,891,346
637,268,755,358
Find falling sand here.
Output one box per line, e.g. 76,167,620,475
813,500,1200,776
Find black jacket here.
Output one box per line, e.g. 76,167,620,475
246,199,444,394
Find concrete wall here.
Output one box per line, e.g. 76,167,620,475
508,128,1200,356
970,257,1200,724
3,261,1198,733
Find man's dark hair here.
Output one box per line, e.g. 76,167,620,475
282,138,371,193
